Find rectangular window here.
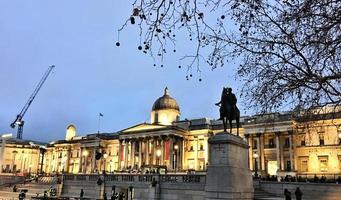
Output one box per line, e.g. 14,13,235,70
253,139,257,149
269,138,275,148
319,156,328,172
319,134,325,146
199,144,204,151
286,160,291,171
299,157,308,172
301,138,305,146
284,138,290,148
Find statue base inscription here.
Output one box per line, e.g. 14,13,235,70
205,132,253,200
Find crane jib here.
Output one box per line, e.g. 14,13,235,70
10,65,55,139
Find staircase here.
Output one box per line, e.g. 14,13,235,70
254,188,284,200
0,177,58,200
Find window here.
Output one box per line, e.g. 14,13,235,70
269,138,275,148
284,138,290,148
319,135,325,145
319,156,328,172
253,139,257,149
199,144,204,151
319,157,328,172
286,160,291,171
189,146,194,151
299,157,308,172
301,136,305,146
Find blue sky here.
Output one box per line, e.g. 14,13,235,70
0,1,245,142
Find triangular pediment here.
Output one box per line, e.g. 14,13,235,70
120,123,167,133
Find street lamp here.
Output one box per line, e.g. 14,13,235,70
156,149,162,165
173,144,179,171
253,153,259,178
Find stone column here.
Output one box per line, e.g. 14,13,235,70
182,138,186,169
256,134,261,171
289,131,294,171
245,134,252,170
153,138,157,165
79,148,83,173
169,136,174,170
194,136,198,171
118,140,122,170
131,140,135,168
275,132,281,170
124,140,129,169
146,138,150,165
92,148,97,173
138,139,142,168
260,134,265,172
160,139,164,166
280,135,284,170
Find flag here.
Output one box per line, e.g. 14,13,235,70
99,113,104,117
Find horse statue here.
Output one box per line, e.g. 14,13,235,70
215,87,241,136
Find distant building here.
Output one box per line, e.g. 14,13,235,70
0,135,46,175
2,88,341,177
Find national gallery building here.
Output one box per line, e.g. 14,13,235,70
1,88,341,178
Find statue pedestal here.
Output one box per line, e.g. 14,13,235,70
205,132,253,200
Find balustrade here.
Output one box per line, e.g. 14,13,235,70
64,174,205,184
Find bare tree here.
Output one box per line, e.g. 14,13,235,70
117,0,341,114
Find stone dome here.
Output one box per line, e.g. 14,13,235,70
152,87,180,111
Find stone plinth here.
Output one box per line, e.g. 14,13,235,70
205,132,253,200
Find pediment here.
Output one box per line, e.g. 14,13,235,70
120,123,167,133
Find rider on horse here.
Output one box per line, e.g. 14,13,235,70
215,87,240,135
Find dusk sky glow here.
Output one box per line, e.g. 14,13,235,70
0,1,246,142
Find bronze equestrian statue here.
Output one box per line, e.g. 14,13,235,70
215,87,240,136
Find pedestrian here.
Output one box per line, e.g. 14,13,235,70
284,188,292,200
295,187,303,200
80,188,84,198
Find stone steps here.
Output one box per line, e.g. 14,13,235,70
254,188,284,200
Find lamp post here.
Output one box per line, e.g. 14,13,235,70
173,144,179,171
156,149,161,166
253,153,259,178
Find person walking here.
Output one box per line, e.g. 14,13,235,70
284,188,292,200
80,189,84,198
295,187,303,200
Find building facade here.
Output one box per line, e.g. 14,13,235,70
1,88,341,178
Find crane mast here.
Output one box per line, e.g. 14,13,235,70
10,65,55,139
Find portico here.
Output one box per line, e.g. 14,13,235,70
118,124,186,171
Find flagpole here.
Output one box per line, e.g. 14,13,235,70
97,113,101,135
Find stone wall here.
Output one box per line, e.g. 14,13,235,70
0,174,24,186
61,174,206,200
256,180,341,200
